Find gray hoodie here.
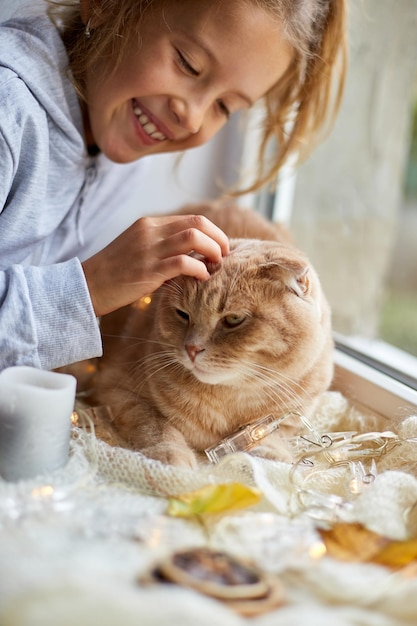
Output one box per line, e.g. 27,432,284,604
0,15,146,370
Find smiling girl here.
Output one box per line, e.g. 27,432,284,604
0,0,346,370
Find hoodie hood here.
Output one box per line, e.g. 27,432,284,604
0,15,84,154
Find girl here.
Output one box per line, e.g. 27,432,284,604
0,0,346,371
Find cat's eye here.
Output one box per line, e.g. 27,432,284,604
222,314,246,329
176,309,190,323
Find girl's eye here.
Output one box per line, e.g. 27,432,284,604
222,314,246,328
176,308,190,322
217,99,230,118
176,50,199,77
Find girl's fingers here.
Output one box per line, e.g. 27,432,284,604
82,213,229,317
140,215,230,259
155,227,225,264
155,254,211,283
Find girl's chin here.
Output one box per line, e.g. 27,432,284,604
102,138,173,162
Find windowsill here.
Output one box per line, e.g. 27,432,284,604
332,347,417,422
334,332,417,384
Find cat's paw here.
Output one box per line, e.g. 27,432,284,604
141,443,199,469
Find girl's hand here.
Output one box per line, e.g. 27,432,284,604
82,214,229,316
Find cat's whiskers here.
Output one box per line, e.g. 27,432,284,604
118,338,179,363
246,376,297,414
127,351,178,394
237,360,310,413
136,335,176,347
247,360,315,403
100,333,179,355
131,350,176,374
252,372,305,411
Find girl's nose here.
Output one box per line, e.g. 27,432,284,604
169,96,205,135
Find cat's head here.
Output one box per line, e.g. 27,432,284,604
152,238,331,387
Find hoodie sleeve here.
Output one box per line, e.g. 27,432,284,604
0,260,103,370
0,66,103,370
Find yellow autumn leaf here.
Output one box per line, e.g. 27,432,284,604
319,522,390,563
167,483,262,518
372,538,417,568
319,522,417,569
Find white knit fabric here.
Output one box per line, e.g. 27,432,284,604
1,391,417,625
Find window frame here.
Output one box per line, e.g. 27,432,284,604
333,345,417,422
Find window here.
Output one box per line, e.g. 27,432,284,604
241,3,417,419
268,2,417,409
379,80,417,358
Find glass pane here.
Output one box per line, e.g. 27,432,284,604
279,1,417,382
378,80,417,357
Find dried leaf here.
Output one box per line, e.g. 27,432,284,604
373,538,417,567
319,522,417,569
319,523,389,562
167,483,262,518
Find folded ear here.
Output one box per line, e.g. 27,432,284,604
287,265,311,297
257,258,311,297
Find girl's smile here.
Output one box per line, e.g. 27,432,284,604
132,101,170,143
81,0,293,163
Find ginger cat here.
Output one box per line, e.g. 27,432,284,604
95,203,334,467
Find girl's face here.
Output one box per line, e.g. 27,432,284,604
82,0,292,163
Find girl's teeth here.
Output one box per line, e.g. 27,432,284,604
144,122,157,134
133,105,166,141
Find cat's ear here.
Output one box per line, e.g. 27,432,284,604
287,265,311,297
258,259,311,297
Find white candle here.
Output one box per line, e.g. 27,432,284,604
0,366,76,481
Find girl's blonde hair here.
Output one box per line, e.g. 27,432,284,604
47,0,347,194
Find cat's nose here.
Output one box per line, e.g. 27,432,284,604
186,344,205,363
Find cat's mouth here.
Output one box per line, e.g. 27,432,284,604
186,362,238,386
